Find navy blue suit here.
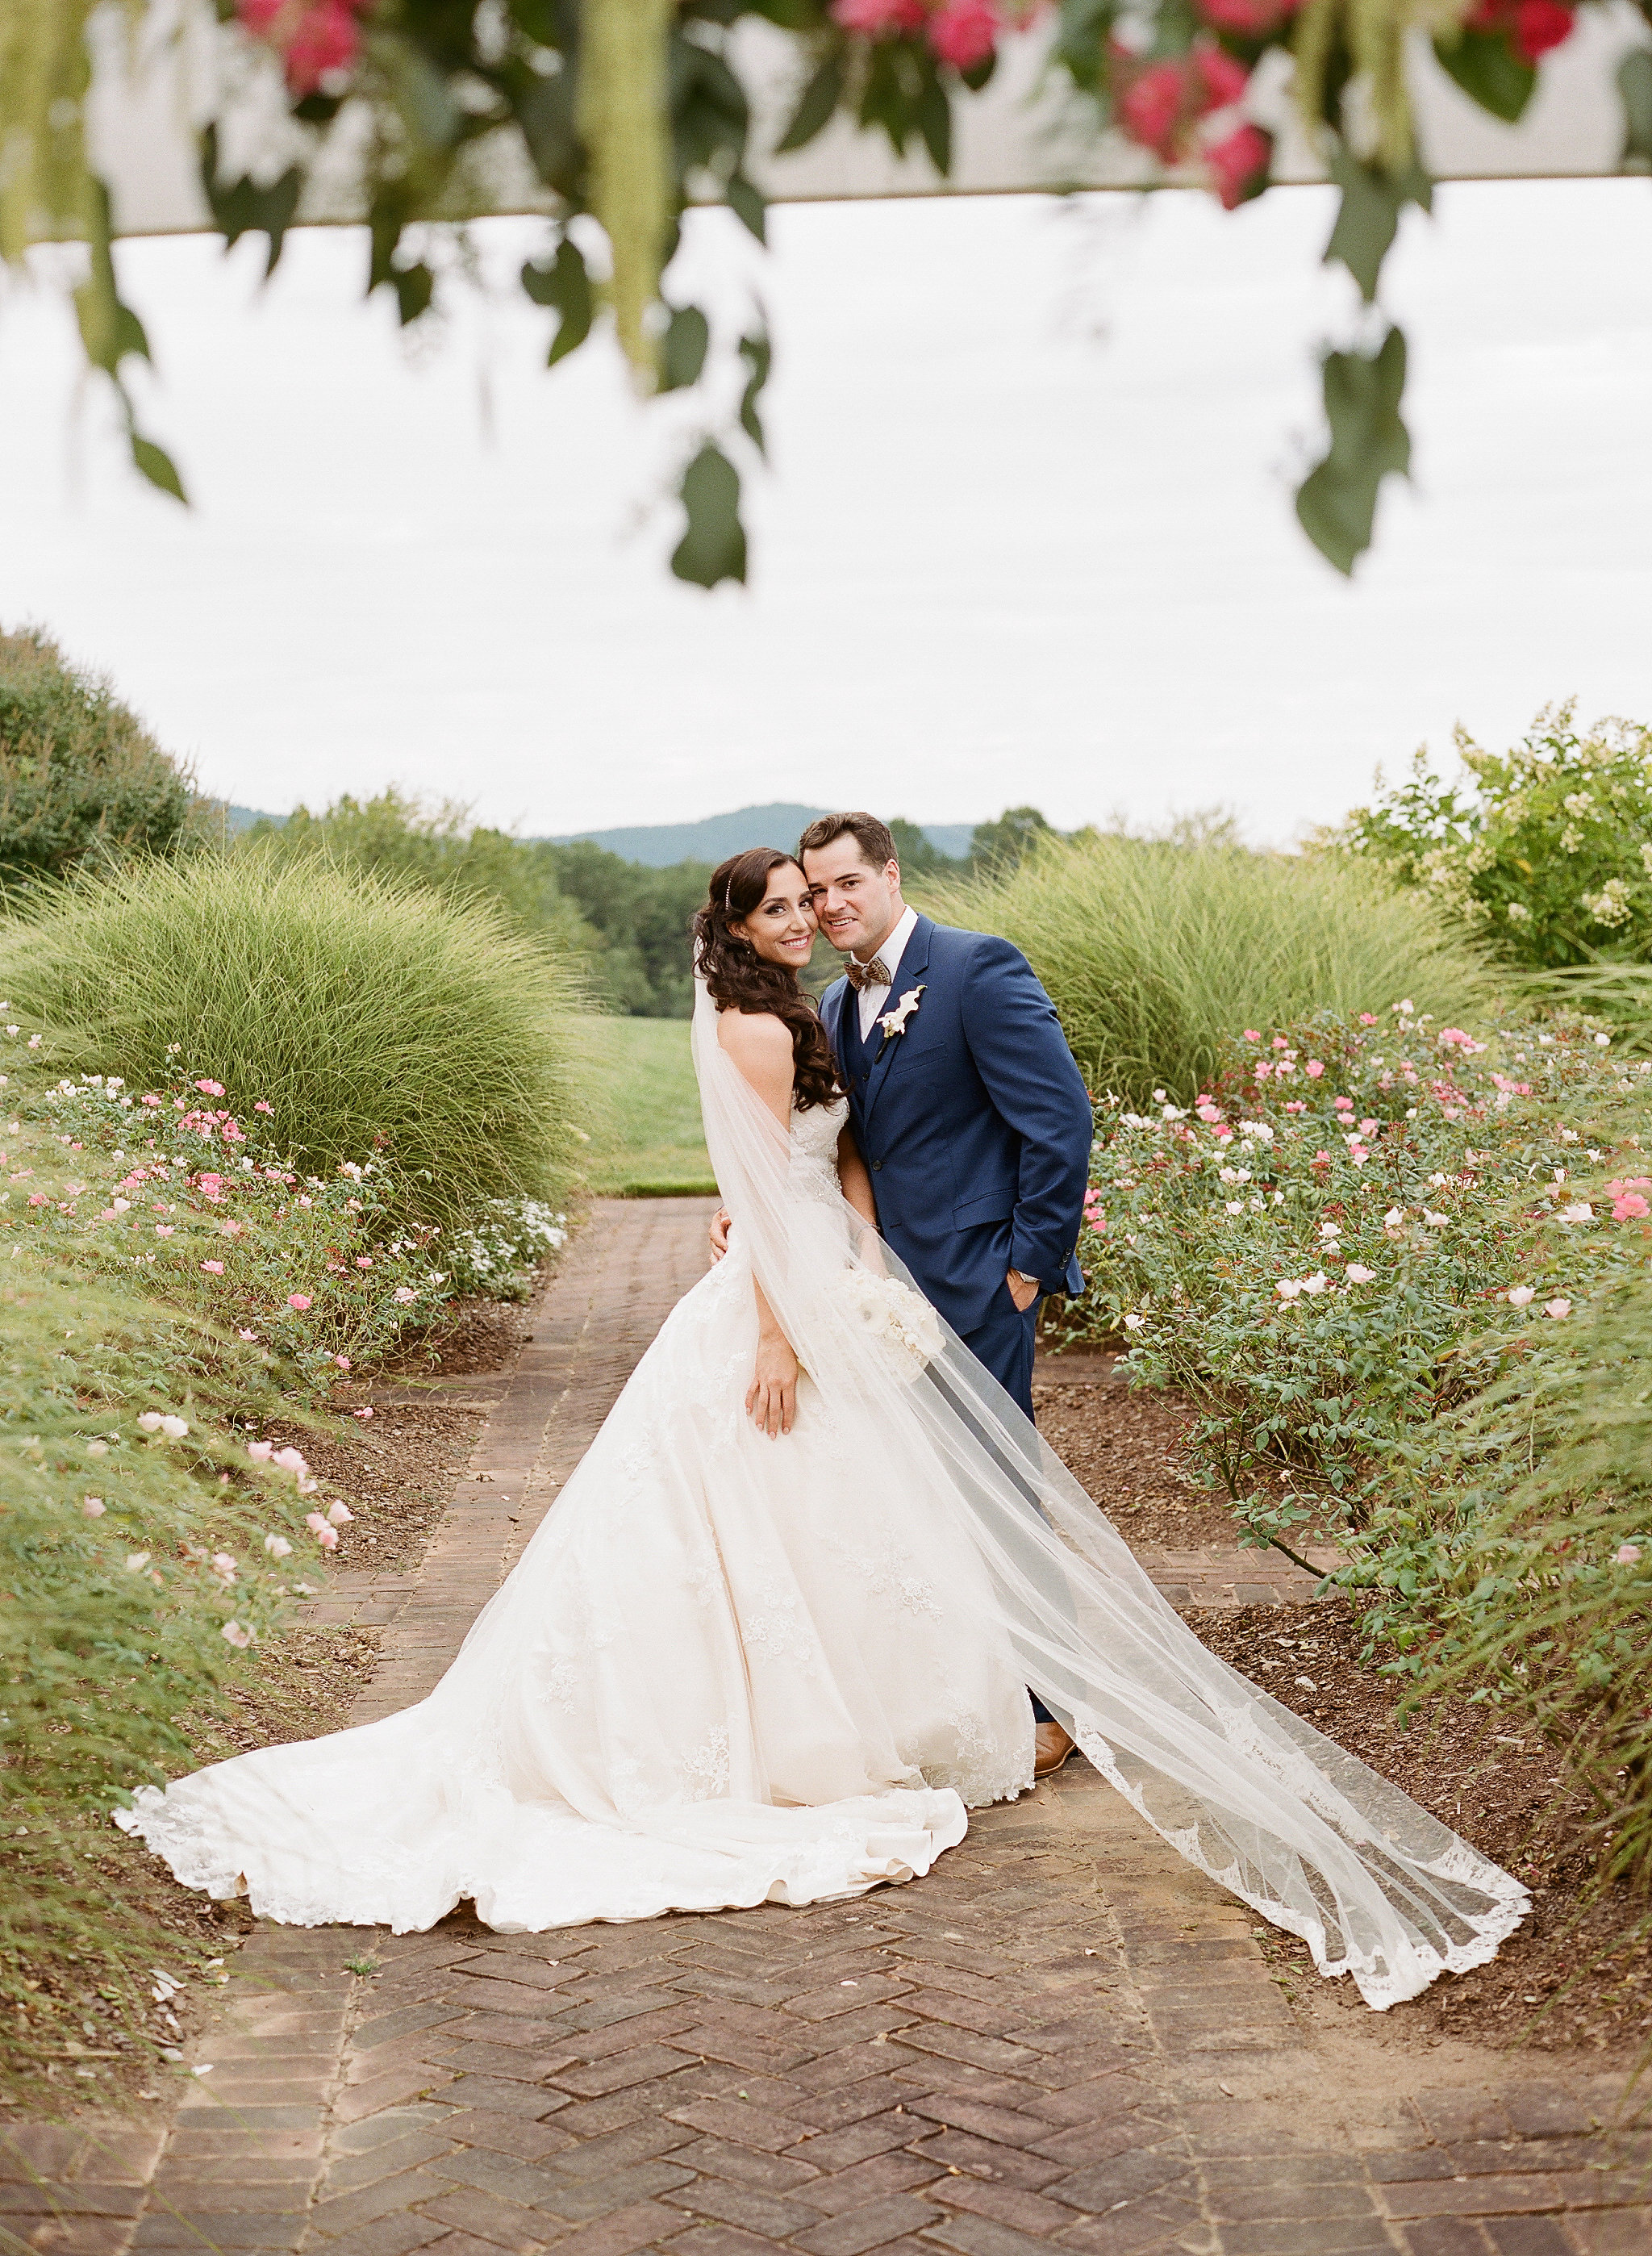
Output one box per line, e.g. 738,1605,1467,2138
824,916,1094,1422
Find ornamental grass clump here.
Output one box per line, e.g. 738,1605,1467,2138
923,831,1495,1104
0,850,591,1229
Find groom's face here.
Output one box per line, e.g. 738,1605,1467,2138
802,838,903,958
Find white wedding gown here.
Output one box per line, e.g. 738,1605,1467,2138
119,1093,1033,1931
120,984,1531,2007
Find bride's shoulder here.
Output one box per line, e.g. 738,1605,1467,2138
716,1007,793,1063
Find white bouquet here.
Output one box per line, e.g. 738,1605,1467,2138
838,1268,945,1383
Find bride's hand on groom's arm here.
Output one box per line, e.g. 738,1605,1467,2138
708,1207,731,1264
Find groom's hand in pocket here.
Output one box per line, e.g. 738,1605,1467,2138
1006,1268,1039,1313
709,1207,732,1264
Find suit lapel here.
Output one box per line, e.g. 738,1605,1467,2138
861,917,933,1132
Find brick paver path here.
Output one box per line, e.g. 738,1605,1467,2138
6,1201,1648,2255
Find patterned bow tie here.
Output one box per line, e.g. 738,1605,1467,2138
845,955,892,993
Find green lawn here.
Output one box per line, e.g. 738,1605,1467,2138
585,1017,718,1196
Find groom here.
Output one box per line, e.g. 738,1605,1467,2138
714,812,1094,1776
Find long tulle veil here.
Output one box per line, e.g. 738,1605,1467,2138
690,974,1528,2009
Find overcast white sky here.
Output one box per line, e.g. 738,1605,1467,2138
0,178,1648,844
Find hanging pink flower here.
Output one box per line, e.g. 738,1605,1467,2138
1207,121,1270,208
1196,0,1302,29
1195,44,1249,111
831,0,927,35
1118,61,1187,161
927,0,999,70
239,0,366,98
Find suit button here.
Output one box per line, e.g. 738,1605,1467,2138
872,1161,882,1172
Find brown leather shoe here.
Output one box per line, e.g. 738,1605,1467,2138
1034,1721,1076,1778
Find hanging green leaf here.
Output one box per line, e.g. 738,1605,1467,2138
1620,48,1652,170
129,434,186,505
198,124,302,279
1295,324,1410,577
1433,28,1537,124
776,46,847,153
1325,148,1431,304
672,442,746,588
738,328,772,457
725,173,767,245
661,304,711,392
522,238,594,367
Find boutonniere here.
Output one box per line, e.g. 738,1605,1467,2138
876,984,926,1055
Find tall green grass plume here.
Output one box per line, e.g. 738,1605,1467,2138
922,833,1499,1102
0,850,593,1229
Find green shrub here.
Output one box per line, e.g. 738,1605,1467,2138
0,851,590,1229
1064,1000,1652,1889
1337,702,1652,972
248,788,595,956
0,627,197,888
1352,1268,1652,1890
1064,1002,1649,1530
922,832,1496,1102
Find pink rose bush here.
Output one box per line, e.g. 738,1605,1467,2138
1059,1005,1652,1553
829,0,1041,77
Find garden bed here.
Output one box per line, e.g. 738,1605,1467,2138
1038,1367,1651,2061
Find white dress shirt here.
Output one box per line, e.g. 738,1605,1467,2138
853,904,919,1042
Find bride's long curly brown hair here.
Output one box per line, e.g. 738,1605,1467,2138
693,850,841,1112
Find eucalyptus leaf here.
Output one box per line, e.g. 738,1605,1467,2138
725,172,767,244
1295,325,1410,577
198,125,302,279
672,443,747,587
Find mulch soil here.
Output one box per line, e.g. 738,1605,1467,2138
1037,1366,1652,2065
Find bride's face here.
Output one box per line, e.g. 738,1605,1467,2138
734,863,818,971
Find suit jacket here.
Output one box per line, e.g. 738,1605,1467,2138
823,915,1094,1337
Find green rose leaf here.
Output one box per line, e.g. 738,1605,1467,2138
671,443,747,588
1433,28,1537,124
521,239,594,367
1295,325,1411,577
1325,150,1433,305
776,46,847,153
661,304,711,392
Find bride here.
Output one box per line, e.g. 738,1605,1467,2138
119,850,1529,2009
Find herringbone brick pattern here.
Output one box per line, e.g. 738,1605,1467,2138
6,1202,1649,2255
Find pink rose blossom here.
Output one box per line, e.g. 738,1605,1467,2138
1544,1297,1572,1320
272,1447,310,1477
241,0,364,96
253,1099,273,1114
221,1620,255,1649
1242,1030,1262,1042
247,1440,274,1462
1198,0,1301,28
1283,1100,1307,1113
1195,44,1249,112
1616,1543,1643,1566
327,1502,353,1526
1118,61,1187,161
353,1407,374,1420
194,1078,225,1097
201,1260,225,1275
355,1255,373,1268
1304,1059,1325,1079
926,0,998,70
830,0,927,34
1333,1095,1355,1111
1207,121,1270,209
286,1293,312,1311
1358,1013,1379,1026
81,1497,106,1518
1612,1193,1650,1220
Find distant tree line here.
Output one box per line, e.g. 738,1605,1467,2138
0,631,1076,1018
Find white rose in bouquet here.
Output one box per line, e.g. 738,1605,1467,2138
839,1268,944,1382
